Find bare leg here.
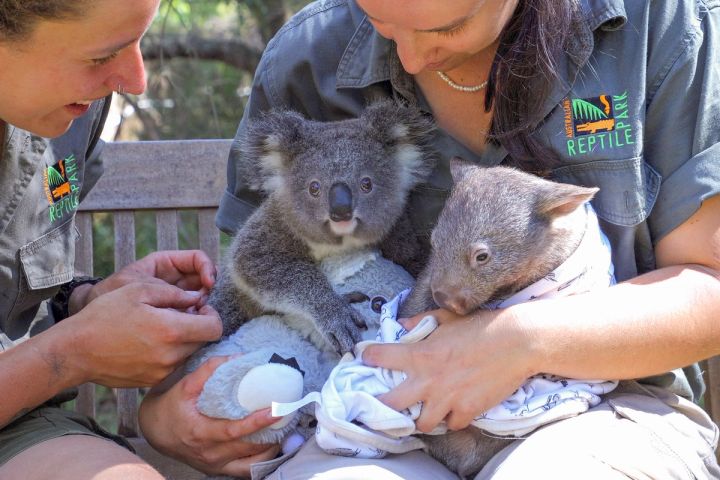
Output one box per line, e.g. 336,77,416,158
0,435,163,480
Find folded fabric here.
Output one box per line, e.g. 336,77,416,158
275,203,618,457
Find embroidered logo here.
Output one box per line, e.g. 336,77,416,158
43,154,80,222
562,91,635,157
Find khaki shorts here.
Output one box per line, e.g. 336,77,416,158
257,382,719,480
0,406,134,466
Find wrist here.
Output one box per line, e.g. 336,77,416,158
68,283,94,316
37,320,89,388
498,302,545,378
50,276,103,320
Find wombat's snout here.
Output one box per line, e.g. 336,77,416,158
329,182,353,222
432,288,473,316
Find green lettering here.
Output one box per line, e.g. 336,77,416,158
612,91,628,102
587,135,596,152
567,139,577,156
624,128,635,145
616,121,629,130
597,133,607,149
577,136,587,155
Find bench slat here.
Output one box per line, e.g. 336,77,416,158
156,211,179,251
79,140,231,211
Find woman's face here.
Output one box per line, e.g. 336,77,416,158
0,0,159,138
356,0,519,75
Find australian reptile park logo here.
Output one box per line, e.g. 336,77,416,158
563,91,635,157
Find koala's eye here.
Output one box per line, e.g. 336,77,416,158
370,296,387,313
475,252,489,264
360,177,373,193
308,181,321,197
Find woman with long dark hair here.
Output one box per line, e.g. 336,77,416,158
143,0,720,477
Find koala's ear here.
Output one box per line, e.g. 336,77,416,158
236,110,305,193
362,100,437,189
537,181,598,218
449,157,477,184
362,100,435,146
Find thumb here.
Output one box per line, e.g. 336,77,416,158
135,283,204,309
182,355,235,396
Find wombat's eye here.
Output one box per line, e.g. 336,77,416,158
360,177,373,193
308,181,321,197
469,243,491,267
370,296,387,313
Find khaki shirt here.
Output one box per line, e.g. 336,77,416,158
217,0,720,402
0,98,109,350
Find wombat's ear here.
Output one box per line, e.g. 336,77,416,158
537,183,599,218
234,110,305,193
362,100,437,189
449,157,477,184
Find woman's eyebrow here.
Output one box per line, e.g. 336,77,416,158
365,1,484,33
87,38,137,57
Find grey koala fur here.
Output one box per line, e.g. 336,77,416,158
400,160,598,478
210,100,436,355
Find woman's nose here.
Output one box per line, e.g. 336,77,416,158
107,43,147,95
392,30,426,75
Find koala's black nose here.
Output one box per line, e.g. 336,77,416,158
329,182,353,222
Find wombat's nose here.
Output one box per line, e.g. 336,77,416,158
329,182,353,222
432,289,470,316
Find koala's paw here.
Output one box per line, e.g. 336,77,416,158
319,305,366,354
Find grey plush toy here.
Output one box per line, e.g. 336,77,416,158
186,247,415,446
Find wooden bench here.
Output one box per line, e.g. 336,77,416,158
73,139,720,475
74,139,231,478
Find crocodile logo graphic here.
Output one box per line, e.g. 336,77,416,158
570,95,614,136
562,92,635,157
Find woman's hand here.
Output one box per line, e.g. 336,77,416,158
60,282,223,387
139,356,282,477
362,307,538,433
70,250,217,315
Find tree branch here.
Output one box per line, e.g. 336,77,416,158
141,34,263,73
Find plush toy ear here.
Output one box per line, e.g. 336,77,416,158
449,157,478,184
362,100,437,191
234,110,306,193
536,181,598,218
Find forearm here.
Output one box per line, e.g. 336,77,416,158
513,264,720,380
0,323,85,428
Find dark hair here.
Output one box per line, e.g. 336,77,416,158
0,1,88,41
486,0,586,175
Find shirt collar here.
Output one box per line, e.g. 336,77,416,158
580,0,628,32
336,0,627,92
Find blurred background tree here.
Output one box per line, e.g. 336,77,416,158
93,0,313,279
109,0,312,142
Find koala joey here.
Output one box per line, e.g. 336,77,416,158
211,100,436,354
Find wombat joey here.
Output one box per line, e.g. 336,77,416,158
400,159,598,477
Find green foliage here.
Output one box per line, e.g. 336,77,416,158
571,99,607,121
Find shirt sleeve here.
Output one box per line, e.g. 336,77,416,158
644,2,720,242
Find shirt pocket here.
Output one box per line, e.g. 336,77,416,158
9,218,77,329
551,156,661,227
